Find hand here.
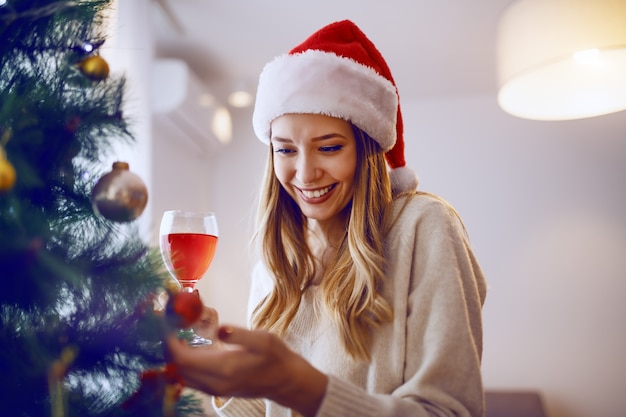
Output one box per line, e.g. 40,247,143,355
190,295,220,343
165,326,328,417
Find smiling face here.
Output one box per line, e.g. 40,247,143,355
270,113,357,227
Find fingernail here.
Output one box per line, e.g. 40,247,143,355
218,326,233,340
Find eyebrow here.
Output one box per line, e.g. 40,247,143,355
271,133,348,143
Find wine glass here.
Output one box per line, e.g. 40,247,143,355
159,210,218,346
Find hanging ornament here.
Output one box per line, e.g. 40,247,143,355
0,146,16,192
77,54,109,81
165,290,204,330
122,363,183,417
92,161,148,222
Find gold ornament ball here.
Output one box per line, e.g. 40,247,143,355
78,55,110,81
92,162,148,222
0,148,16,192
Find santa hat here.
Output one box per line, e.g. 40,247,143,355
252,19,418,193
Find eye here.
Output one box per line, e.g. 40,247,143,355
319,145,342,153
273,147,295,155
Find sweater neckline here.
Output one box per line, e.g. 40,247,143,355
286,286,329,346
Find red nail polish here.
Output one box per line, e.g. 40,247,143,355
218,326,233,340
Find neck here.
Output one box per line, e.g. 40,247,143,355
306,216,347,285
306,215,347,251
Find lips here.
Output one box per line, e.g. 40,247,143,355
300,184,334,198
296,184,336,202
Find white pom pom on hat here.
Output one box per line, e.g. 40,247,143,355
252,19,418,193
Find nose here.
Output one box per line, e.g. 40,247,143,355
295,152,320,185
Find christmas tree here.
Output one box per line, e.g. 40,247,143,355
0,1,201,416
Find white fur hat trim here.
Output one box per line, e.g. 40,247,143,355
252,50,398,152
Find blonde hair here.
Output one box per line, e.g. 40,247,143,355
251,124,394,360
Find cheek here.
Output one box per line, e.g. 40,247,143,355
335,156,357,182
272,157,291,186
342,162,357,181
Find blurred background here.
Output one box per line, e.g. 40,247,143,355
106,1,626,416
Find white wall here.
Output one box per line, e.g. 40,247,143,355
152,92,626,417
150,116,216,242
151,107,264,325
401,97,626,417
105,0,153,238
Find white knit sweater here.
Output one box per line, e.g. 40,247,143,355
213,193,487,417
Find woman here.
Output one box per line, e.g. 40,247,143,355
167,20,487,417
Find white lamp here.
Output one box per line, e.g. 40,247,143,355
497,0,626,120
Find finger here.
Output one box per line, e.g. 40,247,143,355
193,307,220,340
165,335,218,374
200,306,219,324
218,326,279,354
164,336,222,393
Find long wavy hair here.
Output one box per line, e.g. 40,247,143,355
250,123,394,361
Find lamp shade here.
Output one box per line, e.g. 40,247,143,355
497,0,626,120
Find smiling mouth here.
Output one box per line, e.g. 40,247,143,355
299,184,336,198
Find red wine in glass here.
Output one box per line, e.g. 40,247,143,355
162,233,218,290
159,210,218,346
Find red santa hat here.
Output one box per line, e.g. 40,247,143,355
252,19,418,193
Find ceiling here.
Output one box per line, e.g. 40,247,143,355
150,0,515,105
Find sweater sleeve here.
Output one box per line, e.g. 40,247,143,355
315,195,487,417
209,262,272,417
212,396,266,417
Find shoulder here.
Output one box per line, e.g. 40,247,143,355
388,191,463,232
384,191,470,254
385,192,487,300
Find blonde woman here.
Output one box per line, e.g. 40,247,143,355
167,20,487,417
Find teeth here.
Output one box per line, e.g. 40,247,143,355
302,185,332,198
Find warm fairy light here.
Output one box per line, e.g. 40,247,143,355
211,106,232,144
228,90,253,108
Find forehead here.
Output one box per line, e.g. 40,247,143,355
270,113,352,137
